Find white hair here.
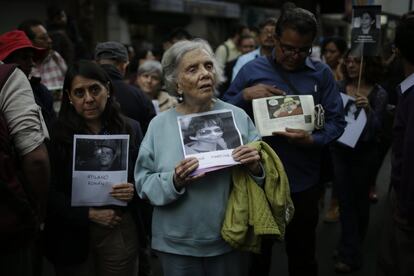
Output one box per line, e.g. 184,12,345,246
161,38,225,94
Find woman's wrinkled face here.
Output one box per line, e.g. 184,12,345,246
177,48,216,105
194,124,223,143
323,42,342,69
68,75,109,122
137,72,161,96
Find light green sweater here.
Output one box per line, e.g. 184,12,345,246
134,99,260,257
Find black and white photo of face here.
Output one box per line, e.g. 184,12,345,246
95,146,116,169
192,123,224,144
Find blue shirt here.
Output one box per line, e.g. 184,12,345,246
232,48,261,81
223,53,345,193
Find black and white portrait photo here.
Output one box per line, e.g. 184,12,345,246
71,134,130,207
344,99,362,124
178,110,242,156
337,93,367,148
74,136,129,172
351,5,381,56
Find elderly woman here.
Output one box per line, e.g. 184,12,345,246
42,60,142,275
135,39,262,276
135,60,177,113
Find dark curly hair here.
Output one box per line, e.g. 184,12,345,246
187,115,223,138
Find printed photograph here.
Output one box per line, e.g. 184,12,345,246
267,96,304,119
178,111,242,155
74,137,128,171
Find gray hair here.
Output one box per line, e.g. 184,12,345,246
137,60,162,78
161,38,224,94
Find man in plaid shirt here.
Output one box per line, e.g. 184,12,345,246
18,19,67,91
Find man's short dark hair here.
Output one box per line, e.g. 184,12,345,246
17,19,44,40
395,11,414,65
275,8,318,40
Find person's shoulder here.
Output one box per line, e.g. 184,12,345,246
239,55,268,73
147,107,177,129
238,50,257,63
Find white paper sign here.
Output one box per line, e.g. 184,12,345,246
337,93,367,148
253,95,315,136
177,109,243,174
71,134,130,206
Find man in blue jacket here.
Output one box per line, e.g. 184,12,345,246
223,7,345,276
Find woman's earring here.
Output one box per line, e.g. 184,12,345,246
177,91,184,103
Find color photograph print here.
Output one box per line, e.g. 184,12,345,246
267,96,304,119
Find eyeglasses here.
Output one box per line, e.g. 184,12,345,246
278,41,312,57
197,127,223,136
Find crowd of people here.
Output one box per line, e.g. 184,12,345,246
1,3,414,276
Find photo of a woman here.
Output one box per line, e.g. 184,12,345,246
184,115,228,154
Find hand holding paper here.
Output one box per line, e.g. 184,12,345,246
173,157,205,190
243,84,286,101
273,128,314,145
355,94,370,109
110,183,135,202
232,145,261,175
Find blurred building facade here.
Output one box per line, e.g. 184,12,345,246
0,0,411,58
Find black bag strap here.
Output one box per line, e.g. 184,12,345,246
266,56,300,94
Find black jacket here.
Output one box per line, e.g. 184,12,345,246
42,117,143,265
101,64,156,134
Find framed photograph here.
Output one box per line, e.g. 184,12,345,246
351,5,382,56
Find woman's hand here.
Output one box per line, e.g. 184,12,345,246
173,157,205,190
110,183,135,202
232,145,261,175
355,94,370,110
89,208,122,228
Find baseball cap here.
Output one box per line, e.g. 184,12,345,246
0,30,47,61
94,41,128,62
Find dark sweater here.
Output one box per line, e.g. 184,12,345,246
101,64,156,134
391,84,414,221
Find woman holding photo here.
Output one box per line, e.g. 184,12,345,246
42,60,143,275
330,51,387,273
135,39,262,276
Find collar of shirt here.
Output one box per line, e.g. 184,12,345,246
399,72,414,94
270,49,316,71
